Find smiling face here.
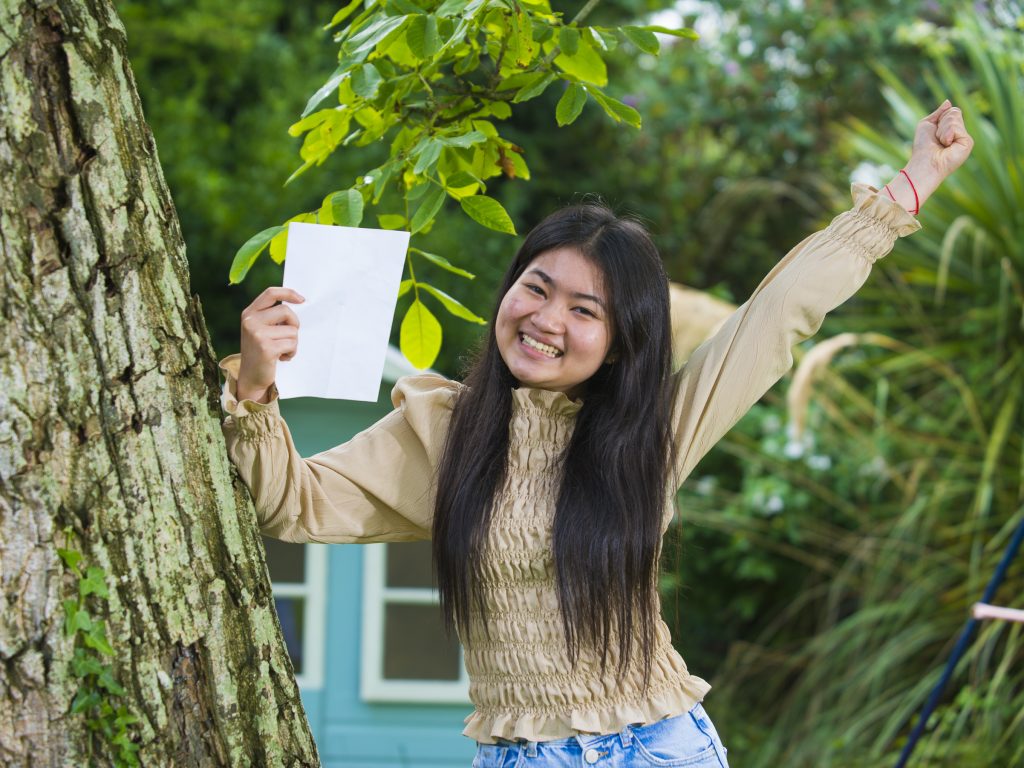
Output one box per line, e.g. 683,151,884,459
495,247,613,398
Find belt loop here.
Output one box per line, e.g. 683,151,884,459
618,726,633,748
525,741,538,758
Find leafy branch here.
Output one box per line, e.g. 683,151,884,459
58,529,139,766
230,0,696,368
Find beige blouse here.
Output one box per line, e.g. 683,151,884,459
219,184,920,744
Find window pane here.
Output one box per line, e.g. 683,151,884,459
263,537,305,583
274,596,304,675
385,541,434,588
383,604,460,681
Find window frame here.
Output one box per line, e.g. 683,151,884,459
360,543,471,703
268,542,328,690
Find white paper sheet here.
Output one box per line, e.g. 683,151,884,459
276,222,410,401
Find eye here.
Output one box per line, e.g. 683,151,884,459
525,283,545,296
573,306,596,317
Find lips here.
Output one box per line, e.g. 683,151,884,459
519,333,563,358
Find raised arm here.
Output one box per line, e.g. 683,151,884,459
670,101,973,485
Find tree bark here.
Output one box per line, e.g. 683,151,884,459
0,1,319,764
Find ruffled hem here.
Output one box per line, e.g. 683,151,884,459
218,353,280,418
462,675,712,744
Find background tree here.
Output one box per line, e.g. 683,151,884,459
0,1,317,764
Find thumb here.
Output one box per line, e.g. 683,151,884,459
922,99,952,125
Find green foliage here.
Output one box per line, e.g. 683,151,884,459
58,530,140,766
117,0,351,357
234,0,696,369
667,13,1024,765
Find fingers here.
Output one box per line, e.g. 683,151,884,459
921,99,952,125
241,304,300,341
937,106,969,147
244,286,305,315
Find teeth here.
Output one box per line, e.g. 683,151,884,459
520,334,561,358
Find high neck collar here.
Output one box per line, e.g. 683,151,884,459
510,386,583,419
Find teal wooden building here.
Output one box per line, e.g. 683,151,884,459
262,348,475,767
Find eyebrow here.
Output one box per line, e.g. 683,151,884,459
527,268,606,309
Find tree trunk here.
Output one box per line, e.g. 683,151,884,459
0,1,319,765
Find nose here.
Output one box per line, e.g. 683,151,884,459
531,305,565,334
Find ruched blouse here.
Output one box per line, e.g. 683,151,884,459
219,184,920,743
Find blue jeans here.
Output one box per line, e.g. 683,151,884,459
472,703,730,767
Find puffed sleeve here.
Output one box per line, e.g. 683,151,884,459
670,183,921,486
219,353,460,543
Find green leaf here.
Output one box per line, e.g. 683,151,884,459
327,0,363,29
406,14,441,58
590,89,641,129
435,0,466,17
344,13,410,57
410,247,476,278
460,195,517,234
398,279,414,298
508,8,538,66
64,604,92,637
556,83,588,126
351,63,383,99
453,46,480,75
71,690,101,715
419,283,486,324
488,100,512,118
513,72,556,103
302,66,349,118
229,226,286,284
591,27,618,51
85,622,115,656
330,189,365,227
621,26,659,55
413,139,443,175
79,567,109,599
440,130,487,148
400,299,442,369
377,213,408,230
554,37,608,86
72,649,105,678
273,214,317,263
635,24,699,39
57,547,82,572
271,221,293,260
410,183,446,233
442,170,482,199
558,25,580,56
387,0,423,14
283,158,316,187
97,666,126,696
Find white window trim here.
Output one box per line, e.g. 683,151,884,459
360,543,470,703
271,543,327,690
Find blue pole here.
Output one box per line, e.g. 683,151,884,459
894,512,1024,768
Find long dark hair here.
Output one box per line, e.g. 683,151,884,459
432,202,675,681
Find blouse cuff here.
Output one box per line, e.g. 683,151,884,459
827,183,922,263
218,354,282,440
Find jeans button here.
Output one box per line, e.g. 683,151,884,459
584,748,600,764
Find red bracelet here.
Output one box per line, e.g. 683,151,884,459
899,169,920,215
884,184,896,203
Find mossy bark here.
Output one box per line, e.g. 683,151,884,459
0,1,319,764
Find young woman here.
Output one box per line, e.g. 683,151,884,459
219,102,972,767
